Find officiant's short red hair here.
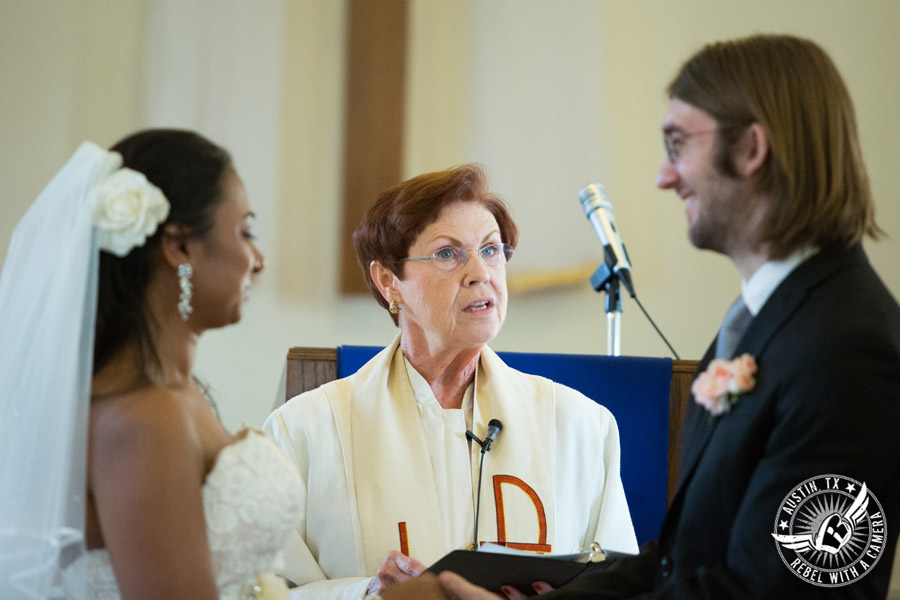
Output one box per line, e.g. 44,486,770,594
354,163,518,325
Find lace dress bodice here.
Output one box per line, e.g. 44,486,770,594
62,431,303,599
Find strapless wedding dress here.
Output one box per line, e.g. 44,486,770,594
62,431,303,599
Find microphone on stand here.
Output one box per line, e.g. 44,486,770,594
466,419,504,550
578,182,681,359
579,183,635,297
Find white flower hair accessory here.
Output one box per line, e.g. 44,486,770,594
91,167,170,257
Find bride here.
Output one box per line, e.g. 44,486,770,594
0,130,302,599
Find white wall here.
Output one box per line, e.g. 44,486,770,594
0,1,144,254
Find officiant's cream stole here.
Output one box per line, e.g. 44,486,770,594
347,338,558,571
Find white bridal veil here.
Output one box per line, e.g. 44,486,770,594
0,143,121,598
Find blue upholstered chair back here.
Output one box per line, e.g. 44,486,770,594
338,346,672,546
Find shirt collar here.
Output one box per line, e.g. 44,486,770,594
403,355,475,419
741,247,819,316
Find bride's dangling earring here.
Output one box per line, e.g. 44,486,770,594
178,263,193,321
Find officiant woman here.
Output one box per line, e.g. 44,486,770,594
264,163,638,599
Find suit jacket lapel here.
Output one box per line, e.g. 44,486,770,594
665,244,864,523
673,341,716,494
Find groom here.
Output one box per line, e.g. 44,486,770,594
385,33,900,600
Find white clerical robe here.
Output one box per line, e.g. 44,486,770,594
263,337,637,599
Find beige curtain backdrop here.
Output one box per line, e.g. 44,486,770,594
141,0,284,251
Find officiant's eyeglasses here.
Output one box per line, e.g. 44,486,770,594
403,243,514,271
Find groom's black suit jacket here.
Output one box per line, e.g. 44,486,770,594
546,244,900,599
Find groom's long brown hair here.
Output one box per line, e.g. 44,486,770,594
667,34,881,259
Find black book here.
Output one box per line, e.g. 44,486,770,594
427,545,626,596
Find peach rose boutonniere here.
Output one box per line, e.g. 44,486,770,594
691,354,757,417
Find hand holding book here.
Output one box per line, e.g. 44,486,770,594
426,542,634,597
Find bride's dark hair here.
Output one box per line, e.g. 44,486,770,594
93,129,232,377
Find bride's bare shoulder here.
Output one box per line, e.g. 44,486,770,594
90,386,202,465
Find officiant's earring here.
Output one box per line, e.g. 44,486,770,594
389,299,400,314
177,263,193,321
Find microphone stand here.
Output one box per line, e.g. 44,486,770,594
589,257,681,360
590,261,623,356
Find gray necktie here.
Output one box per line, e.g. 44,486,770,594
715,296,753,359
